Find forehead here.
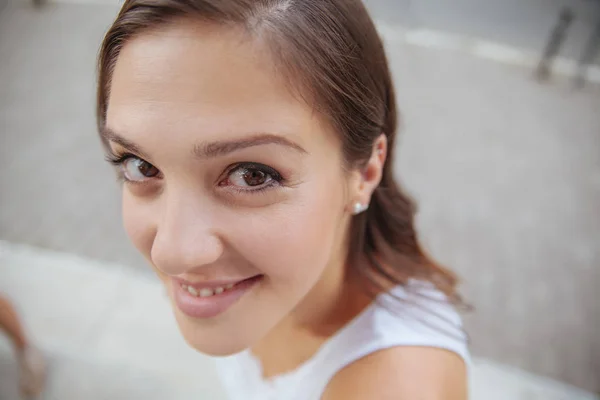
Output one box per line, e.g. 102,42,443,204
106,19,331,149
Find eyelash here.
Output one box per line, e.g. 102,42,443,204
104,152,145,184
104,152,285,193
105,152,133,166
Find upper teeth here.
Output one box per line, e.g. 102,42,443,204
185,284,232,297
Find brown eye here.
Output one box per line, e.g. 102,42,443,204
242,169,267,186
224,163,282,191
122,158,160,181
137,160,159,177
229,167,271,187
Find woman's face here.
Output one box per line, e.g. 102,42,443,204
104,21,360,355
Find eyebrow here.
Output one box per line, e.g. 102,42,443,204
102,128,151,159
194,133,307,159
101,127,307,160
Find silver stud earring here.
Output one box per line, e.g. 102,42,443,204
352,202,368,215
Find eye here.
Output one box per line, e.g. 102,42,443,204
121,157,160,182
222,163,282,190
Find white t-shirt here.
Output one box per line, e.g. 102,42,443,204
214,281,470,400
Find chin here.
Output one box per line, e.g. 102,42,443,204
173,310,254,357
185,334,249,357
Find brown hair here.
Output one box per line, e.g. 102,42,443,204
97,0,460,303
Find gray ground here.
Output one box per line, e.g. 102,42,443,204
0,0,599,393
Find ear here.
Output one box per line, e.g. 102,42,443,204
347,134,387,215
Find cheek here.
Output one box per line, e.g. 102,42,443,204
230,174,347,290
122,191,156,261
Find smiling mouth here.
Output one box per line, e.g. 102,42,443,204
173,274,264,319
181,282,234,297
179,275,263,298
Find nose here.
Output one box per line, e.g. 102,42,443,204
150,190,224,276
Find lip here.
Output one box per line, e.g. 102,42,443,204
172,275,263,319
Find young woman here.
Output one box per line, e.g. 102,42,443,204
97,1,469,398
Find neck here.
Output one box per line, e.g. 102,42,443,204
251,265,372,378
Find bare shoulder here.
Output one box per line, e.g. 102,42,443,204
320,346,468,400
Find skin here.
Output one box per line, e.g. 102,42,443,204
105,19,466,399
0,295,46,397
0,295,28,351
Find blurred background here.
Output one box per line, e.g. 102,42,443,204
0,0,599,398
